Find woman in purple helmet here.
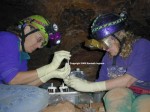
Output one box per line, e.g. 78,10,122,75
0,15,71,112
65,12,150,112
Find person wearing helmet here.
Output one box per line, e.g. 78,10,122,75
64,12,150,112
0,15,71,112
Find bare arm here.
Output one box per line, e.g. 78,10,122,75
106,74,137,90
9,70,43,86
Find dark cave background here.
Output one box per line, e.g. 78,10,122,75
0,0,150,82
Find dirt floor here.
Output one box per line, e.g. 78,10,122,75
42,101,105,112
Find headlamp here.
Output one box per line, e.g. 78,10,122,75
49,32,61,46
84,39,103,50
53,23,58,31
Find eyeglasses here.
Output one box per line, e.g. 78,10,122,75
101,33,120,50
36,33,45,47
101,36,113,50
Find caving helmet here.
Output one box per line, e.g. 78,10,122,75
91,12,127,40
18,15,61,47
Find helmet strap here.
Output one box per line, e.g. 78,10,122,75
112,34,125,66
20,25,26,52
20,25,39,52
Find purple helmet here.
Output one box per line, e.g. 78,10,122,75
91,13,127,40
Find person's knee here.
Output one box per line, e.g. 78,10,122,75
103,88,134,112
19,86,50,112
132,95,150,112
0,85,50,112
21,85,49,103
104,88,133,101
30,86,49,106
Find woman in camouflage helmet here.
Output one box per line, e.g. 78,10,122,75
0,15,71,112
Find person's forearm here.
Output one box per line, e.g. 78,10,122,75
9,70,43,86
105,74,137,90
28,78,43,86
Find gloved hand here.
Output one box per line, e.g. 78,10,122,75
38,63,71,83
37,50,71,82
51,50,71,70
64,76,106,92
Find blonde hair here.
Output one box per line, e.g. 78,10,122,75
119,31,140,58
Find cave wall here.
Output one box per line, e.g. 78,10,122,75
0,0,150,81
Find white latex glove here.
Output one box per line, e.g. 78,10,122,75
39,63,71,83
64,76,106,92
51,50,71,70
36,50,71,81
